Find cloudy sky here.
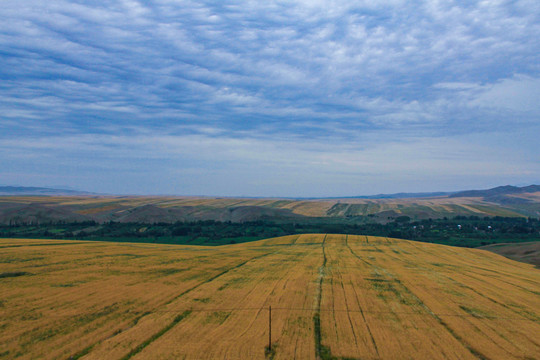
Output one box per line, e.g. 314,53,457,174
1,0,539,197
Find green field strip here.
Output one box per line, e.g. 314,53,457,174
120,311,192,360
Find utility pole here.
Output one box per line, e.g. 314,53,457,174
268,305,272,351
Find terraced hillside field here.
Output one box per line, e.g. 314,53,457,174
3,191,540,224
0,235,539,359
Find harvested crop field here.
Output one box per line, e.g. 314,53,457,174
3,193,537,224
0,235,539,359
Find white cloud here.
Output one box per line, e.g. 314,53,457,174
3,127,539,196
1,0,539,194
471,75,540,112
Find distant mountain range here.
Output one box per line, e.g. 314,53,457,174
1,184,539,199
449,185,540,198
334,191,455,199
322,185,539,200
0,186,95,196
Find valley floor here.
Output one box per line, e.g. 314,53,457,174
0,235,539,359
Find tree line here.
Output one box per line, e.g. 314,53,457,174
1,216,539,247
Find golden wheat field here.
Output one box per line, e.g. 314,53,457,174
0,235,539,359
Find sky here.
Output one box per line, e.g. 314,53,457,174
1,0,539,197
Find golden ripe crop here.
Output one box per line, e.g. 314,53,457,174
0,235,538,359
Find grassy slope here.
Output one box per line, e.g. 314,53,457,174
0,236,538,360
479,241,540,267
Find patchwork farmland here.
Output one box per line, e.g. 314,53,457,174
0,235,539,359
3,187,540,225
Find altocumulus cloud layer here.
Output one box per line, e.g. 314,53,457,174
1,0,539,196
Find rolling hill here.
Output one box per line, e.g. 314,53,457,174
0,186,95,196
450,185,540,198
1,235,538,359
479,241,540,267
1,185,539,224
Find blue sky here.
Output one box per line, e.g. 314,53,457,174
1,0,539,197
